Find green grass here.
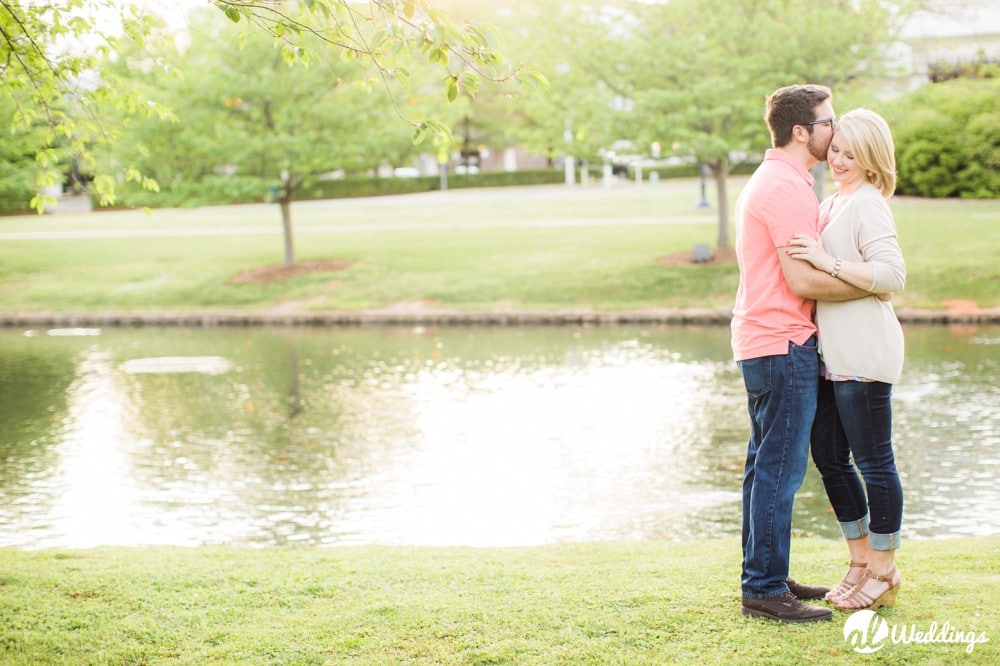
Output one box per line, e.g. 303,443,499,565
1,536,997,664
887,197,1000,307
2,180,996,313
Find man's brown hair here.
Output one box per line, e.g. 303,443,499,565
764,84,832,148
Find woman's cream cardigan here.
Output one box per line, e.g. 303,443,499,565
816,183,907,384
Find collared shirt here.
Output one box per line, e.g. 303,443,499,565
731,149,819,361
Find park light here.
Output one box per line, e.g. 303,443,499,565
696,163,710,209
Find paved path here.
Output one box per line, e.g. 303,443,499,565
0,216,709,241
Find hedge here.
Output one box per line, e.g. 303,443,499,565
297,168,567,201
891,76,999,198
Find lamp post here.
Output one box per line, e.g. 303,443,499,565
563,119,574,186
696,163,710,209
437,145,449,191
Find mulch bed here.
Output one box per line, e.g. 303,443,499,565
231,259,355,284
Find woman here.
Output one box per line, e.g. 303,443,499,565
786,108,907,611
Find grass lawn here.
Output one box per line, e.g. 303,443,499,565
1,536,998,665
1,180,997,314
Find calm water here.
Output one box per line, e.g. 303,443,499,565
0,324,997,549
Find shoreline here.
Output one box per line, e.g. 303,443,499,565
2,306,1000,328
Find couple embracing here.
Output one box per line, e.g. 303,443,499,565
733,84,907,623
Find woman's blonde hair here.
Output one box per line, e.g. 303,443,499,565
835,109,897,198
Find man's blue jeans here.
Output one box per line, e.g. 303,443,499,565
738,337,818,599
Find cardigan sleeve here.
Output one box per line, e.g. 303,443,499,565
856,191,906,293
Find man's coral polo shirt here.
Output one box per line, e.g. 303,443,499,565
731,149,819,362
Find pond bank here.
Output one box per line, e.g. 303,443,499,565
3,306,1000,327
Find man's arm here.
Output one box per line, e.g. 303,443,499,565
778,247,870,302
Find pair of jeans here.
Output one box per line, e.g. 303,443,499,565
738,337,818,599
811,378,903,551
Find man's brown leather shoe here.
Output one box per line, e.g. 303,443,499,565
785,577,831,600
741,592,833,622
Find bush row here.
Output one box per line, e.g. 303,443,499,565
115,162,758,211
889,76,999,198
298,168,567,201
111,168,569,210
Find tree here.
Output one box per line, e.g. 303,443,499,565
625,0,893,251
114,8,452,266
0,0,545,212
501,0,637,179
211,0,546,138
0,93,41,211
1,0,168,210
477,0,897,251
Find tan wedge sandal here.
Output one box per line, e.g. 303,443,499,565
833,567,902,611
825,561,868,602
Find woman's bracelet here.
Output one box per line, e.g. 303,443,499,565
830,257,843,278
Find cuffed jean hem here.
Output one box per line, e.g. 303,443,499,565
742,585,791,601
838,514,870,541
870,531,901,551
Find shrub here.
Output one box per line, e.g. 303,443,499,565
891,78,999,198
959,112,1000,198
0,176,35,214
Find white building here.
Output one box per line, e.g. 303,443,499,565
894,0,1000,91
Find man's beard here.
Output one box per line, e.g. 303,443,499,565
807,131,831,162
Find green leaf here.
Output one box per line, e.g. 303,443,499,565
422,119,454,144
523,70,550,92
445,76,459,103
432,47,450,66
223,7,241,23
459,72,481,97
29,195,50,215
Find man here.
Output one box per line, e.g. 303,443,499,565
733,84,872,623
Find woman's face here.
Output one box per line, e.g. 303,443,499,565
827,132,866,190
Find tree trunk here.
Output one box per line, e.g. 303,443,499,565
280,197,294,266
710,160,731,252
810,162,826,201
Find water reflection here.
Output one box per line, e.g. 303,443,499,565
0,324,996,549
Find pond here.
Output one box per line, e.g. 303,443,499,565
0,324,997,549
